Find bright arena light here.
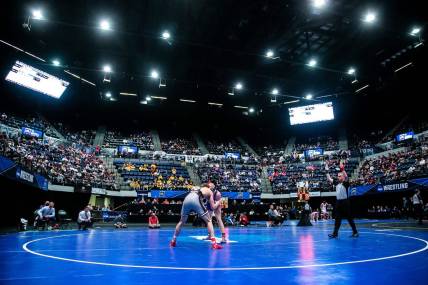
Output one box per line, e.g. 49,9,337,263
266,49,274,58
105,92,112,98
162,31,171,40
100,20,111,30
363,11,377,23
103,65,112,73
307,58,317,67
347,67,356,75
235,82,243,90
146,96,152,101
410,27,421,36
249,108,255,113
305,93,313,100
312,0,327,9
32,9,43,20
52,59,60,66
271,88,279,95
151,70,159,79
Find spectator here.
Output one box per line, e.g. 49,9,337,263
77,206,93,230
148,212,160,229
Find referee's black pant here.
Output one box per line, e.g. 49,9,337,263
333,199,358,235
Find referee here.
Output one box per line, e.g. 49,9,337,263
325,162,359,238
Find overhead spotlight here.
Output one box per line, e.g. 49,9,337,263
305,93,313,100
312,0,327,9
100,20,111,31
162,31,171,40
271,88,279,95
235,82,243,90
347,67,356,75
410,27,421,36
103,65,112,73
105,92,112,98
363,11,377,23
266,49,274,58
151,70,159,79
249,108,255,113
32,9,43,20
52,59,60,66
307,58,317,67
271,96,277,103
140,100,148,105
146,96,152,101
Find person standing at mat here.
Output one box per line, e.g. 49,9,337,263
170,182,223,249
412,189,424,225
325,162,358,238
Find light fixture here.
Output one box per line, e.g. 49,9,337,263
146,96,152,101
363,11,377,23
151,70,159,79
180,99,196,103
235,82,243,90
52,59,60,66
266,49,274,58
119,92,137,96
271,88,279,95
305,93,313,100
103,65,112,73
249,108,255,113
140,100,147,105
312,0,327,9
162,31,171,40
105,92,112,98
307,58,317,67
234,105,248,109
355,84,369,93
271,96,277,103
100,20,111,31
410,27,421,36
394,62,412,73
32,9,43,20
151,96,167,100
208,102,223,106
347,67,356,75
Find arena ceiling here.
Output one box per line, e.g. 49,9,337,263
0,0,426,129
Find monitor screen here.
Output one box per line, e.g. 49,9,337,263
289,102,334,125
396,131,414,142
5,60,69,99
118,145,139,154
21,127,43,139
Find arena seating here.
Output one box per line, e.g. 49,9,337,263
205,139,247,155
355,140,427,185
268,158,360,194
195,162,261,192
294,135,339,151
103,130,154,150
0,132,116,189
160,137,201,155
113,159,193,190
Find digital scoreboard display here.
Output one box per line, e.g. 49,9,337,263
5,60,69,99
289,102,334,125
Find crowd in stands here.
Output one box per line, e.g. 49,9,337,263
53,122,95,146
161,137,201,155
0,131,117,189
103,130,154,151
196,162,261,192
115,161,193,190
355,138,428,185
294,136,339,152
205,139,247,155
1,112,60,139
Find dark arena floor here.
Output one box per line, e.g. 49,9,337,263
1,220,428,285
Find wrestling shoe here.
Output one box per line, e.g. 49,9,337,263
170,239,177,247
328,233,338,239
211,243,223,249
350,232,359,238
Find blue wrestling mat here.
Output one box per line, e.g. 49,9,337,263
0,220,427,285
